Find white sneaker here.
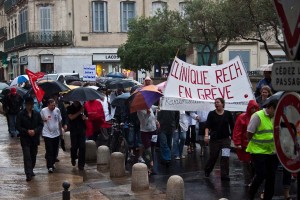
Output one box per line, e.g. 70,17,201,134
138,156,145,163
48,168,53,173
175,156,180,160
181,155,186,159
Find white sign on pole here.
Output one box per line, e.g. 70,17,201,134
83,65,96,81
271,61,300,92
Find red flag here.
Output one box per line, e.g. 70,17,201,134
25,69,45,102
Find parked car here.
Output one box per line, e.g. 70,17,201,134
38,73,80,84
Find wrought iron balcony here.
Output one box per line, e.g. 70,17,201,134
4,0,17,13
4,31,72,52
0,0,5,6
0,27,6,42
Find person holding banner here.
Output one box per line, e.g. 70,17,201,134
204,97,234,181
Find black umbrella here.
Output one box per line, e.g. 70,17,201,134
62,87,103,101
38,80,70,97
111,92,130,107
106,79,136,89
106,72,127,78
262,91,284,108
1,86,28,97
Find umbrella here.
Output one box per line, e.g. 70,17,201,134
262,91,284,108
106,72,127,78
1,86,28,97
69,81,82,86
106,79,136,89
62,87,103,101
0,82,9,91
129,85,163,113
38,80,70,97
10,75,29,86
111,92,130,107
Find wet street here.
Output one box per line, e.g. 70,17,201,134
0,114,297,200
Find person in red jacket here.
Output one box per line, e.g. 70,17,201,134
84,100,105,140
232,99,259,186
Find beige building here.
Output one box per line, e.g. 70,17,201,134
0,0,285,81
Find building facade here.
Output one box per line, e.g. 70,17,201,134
0,0,285,81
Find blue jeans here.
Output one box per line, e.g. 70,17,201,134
159,131,172,161
173,129,186,157
8,114,18,136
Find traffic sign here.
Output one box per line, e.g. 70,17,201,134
271,61,300,91
273,0,300,60
274,92,300,173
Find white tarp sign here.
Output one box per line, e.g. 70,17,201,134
160,56,254,111
83,65,96,81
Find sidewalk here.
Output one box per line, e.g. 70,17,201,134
0,115,165,200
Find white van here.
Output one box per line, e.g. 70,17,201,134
39,73,80,84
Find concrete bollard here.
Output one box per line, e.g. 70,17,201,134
131,163,149,192
63,131,71,152
166,175,184,200
97,145,110,172
110,152,125,178
85,140,97,162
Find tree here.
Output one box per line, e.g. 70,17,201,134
117,13,187,73
229,0,285,62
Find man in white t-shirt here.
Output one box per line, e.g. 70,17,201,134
40,99,62,173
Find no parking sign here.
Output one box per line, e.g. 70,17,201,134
274,92,300,173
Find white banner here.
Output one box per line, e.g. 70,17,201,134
83,65,96,81
160,56,254,111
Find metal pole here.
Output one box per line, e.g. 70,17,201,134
62,181,70,200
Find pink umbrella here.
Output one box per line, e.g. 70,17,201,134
156,81,167,91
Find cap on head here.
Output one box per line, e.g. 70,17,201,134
10,87,17,94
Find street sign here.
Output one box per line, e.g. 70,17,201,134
273,0,300,60
271,61,300,91
274,92,300,173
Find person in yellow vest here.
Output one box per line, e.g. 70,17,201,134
246,98,278,200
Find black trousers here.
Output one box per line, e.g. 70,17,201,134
44,136,60,169
22,144,38,175
204,138,231,178
186,125,196,147
249,154,278,200
70,130,86,168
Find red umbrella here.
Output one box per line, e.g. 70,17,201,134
129,85,163,113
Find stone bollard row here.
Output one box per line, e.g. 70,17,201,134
97,145,110,172
110,152,125,178
85,140,97,162
131,163,149,191
166,175,184,200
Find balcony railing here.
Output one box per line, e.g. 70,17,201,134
4,0,17,13
4,30,72,52
0,0,5,6
0,27,6,41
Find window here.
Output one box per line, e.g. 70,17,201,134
229,50,250,71
19,9,28,34
152,1,167,16
179,2,187,17
120,1,135,32
92,1,107,32
40,7,51,31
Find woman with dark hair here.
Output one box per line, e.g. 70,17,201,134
204,97,235,181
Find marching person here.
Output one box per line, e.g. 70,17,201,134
246,98,279,200
232,99,259,186
204,97,234,181
40,99,63,173
3,87,23,137
16,96,43,181
67,101,87,170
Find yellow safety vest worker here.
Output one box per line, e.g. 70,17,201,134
246,110,275,154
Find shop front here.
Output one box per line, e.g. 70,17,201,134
92,53,121,77
19,56,28,75
40,54,54,73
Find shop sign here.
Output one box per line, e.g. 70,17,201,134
20,56,28,65
93,53,120,62
41,55,54,63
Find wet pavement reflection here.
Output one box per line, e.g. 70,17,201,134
0,114,297,200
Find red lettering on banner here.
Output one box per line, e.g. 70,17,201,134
197,85,233,100
215,70,223,83
178,85,192,99
170,60,180,79
215,61,243,84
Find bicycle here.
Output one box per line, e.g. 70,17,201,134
108,119,130,164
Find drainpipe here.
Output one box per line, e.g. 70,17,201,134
72,0,75,46
142,0,145,17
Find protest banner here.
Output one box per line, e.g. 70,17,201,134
160,56,254,111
